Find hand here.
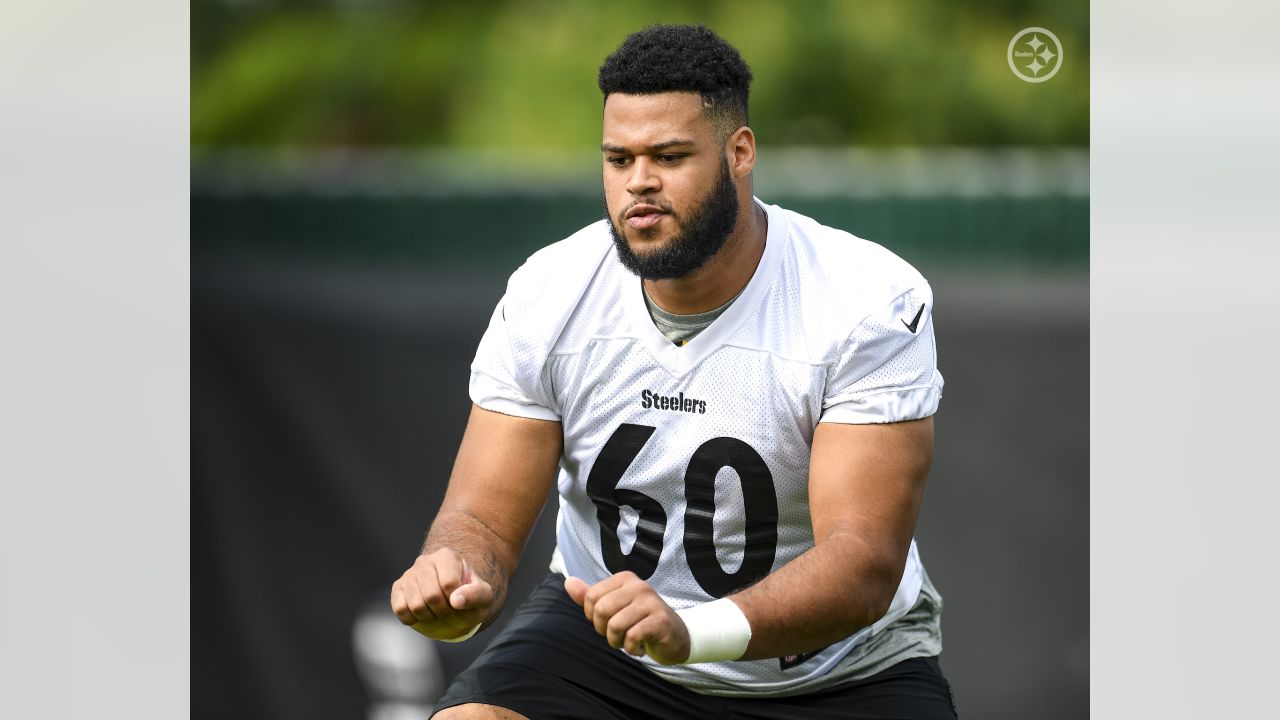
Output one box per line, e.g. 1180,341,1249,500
564,572,690,665
390,549,493,641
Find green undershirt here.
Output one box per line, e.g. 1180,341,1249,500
642,285,743,346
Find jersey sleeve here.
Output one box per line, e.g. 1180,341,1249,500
468,293,561,422
467,223,613,422
820,283,943,424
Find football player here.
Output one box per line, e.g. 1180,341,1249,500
392,24,956,719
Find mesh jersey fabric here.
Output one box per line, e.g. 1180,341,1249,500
468,198,944,696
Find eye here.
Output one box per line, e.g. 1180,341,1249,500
656,154,685,163
606,156,632,168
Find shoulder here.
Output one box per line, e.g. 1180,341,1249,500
501,219,614,325
768,202,932,332
492,219,615,370
754,202,933,366
776,204,929,310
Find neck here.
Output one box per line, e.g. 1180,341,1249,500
643,195,767,315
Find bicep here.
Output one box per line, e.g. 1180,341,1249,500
439,403,563,550
808,417,934,555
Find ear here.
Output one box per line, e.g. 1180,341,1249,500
726,126,757,178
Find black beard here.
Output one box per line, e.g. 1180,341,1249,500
606,158,740,280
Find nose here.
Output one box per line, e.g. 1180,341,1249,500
625,157,661,196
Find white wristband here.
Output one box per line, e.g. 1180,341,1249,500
437,622,481,643
675,598,752,664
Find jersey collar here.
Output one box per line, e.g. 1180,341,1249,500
625,197,785,377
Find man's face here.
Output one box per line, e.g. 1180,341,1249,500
601,92,740,280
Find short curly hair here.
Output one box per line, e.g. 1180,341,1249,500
597,24,753,139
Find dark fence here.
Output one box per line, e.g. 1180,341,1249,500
193,194,1087,273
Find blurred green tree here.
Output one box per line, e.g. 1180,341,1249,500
192,0,1087,148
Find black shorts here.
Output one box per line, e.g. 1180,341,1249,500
433,573,958,719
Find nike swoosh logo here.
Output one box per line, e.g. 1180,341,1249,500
902,303,925,333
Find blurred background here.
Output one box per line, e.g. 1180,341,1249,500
192,1,1087,718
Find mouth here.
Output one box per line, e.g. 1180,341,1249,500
624,204,667,230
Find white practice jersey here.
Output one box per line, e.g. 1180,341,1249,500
469,199,944,696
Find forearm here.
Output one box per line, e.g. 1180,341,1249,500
421,507,520,625
729,530,904,660
414,405,563,628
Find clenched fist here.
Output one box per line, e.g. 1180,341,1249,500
390,549,493,641
564,571,691,665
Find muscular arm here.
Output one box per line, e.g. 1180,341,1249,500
730,416,933,659
392,403,562,635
